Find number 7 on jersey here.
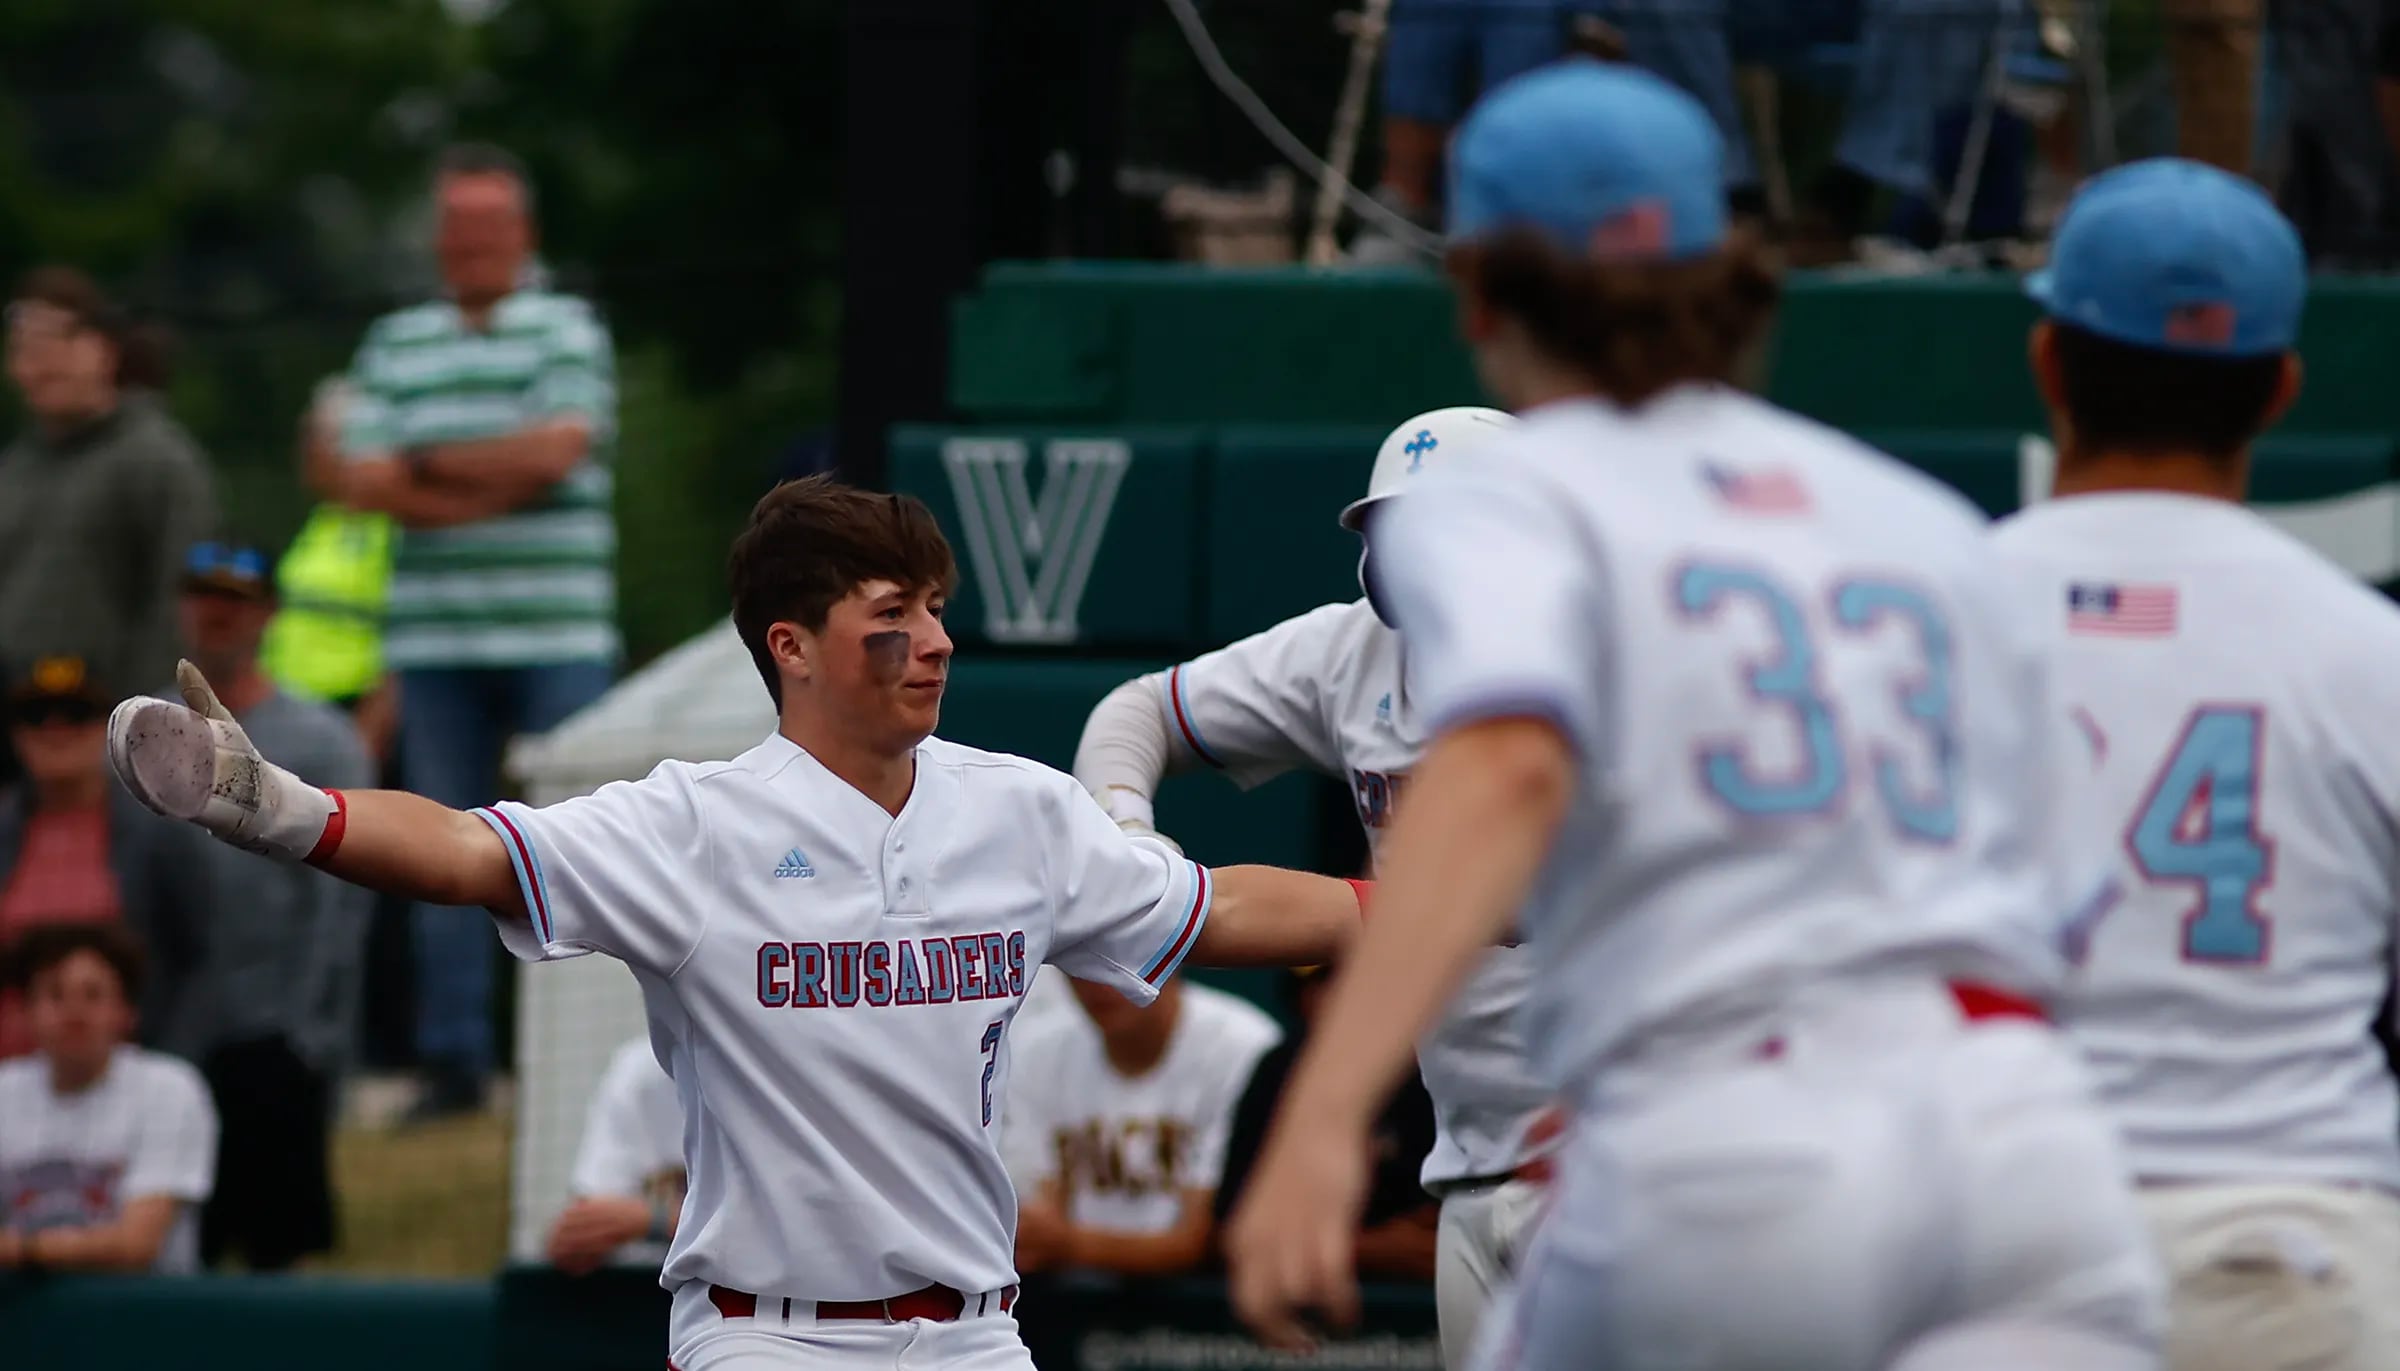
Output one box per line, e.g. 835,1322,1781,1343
979,1020,1004,1126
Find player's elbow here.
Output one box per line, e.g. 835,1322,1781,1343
1429,719,1576,826
1074,675,1178,792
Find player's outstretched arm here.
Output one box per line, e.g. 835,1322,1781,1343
1224,717,1572,1351
1188,866,1366,969
109,662,526,920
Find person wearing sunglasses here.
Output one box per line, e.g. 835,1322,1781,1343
0,655,209,1064
173,540,375,1272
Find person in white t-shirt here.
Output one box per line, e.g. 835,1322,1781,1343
103,474,1368,1371
1006,976,1279,1277
550,1034,686,1274
1991,159,2400,1371
0,921,218,1274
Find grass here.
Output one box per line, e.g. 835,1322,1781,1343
311,1107,512,1277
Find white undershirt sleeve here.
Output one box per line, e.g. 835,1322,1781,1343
1074,675,1179,833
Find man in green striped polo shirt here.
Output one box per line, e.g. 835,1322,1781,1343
329,143,618,1120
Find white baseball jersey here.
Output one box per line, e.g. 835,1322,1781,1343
1992,491,2400,1190
1001,982,1279,1233
472,733,1216,1302
569,1035,686,1267
1374,387,2078,1094
0,1046,218,1273
1161,600,1553,1185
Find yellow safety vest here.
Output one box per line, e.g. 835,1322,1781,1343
260,505,394,703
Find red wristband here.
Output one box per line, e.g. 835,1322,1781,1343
304,789,349,866
1345,878,1374,916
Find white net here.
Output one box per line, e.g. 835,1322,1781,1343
503,621,774,1262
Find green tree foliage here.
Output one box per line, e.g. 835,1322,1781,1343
0,0,845,663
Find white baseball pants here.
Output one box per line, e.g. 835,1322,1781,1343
667,1282,1032,1370
1473,979,2167,1371
1436,1177,1547,1368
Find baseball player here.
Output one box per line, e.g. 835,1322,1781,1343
1992,160,2400,1371
105,474,1370,1371
1223,64,2164,1370
1073,404,1556,1364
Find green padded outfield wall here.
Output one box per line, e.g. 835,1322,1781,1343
908,264,2400,881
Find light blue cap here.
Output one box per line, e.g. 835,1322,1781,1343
1448,62,1727,262
2026,158,2305,357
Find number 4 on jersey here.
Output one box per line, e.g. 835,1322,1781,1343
2128,706,2274,963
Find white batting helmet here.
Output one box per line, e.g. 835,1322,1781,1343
1338,406,1518,530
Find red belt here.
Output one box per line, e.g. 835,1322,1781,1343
709,1282,1017,1324
1753,980,2043,1062
1948,980,2046,1024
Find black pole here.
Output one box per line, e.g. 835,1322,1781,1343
837,0,979,491
837,0,1051,489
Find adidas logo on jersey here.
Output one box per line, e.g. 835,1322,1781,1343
773,848,816,880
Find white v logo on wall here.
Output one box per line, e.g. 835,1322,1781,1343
2018,434,2400,582
943,437,1131,644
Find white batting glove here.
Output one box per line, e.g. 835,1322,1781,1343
108,660,338,863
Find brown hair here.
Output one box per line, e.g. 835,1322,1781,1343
5,920,148,1002
728,474,959,708
1444,225,1781,405
10,266,172,388
2049,322,2286,462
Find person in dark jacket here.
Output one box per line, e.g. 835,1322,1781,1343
0,267,218,697
0,656,209,1061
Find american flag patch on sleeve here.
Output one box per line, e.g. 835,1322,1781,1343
2067,582,2178,637
1700,461,1811,514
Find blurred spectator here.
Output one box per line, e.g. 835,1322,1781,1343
1215,967,1441,1283
0,922,218,1274
1005,977,1279,1277
172,540,375,1271
263,376,398,760
1575,0,2016,262
0,656,208,1060
2163,0,2261,175
2276,0,2400,264
548,1036,684,1275
324,143,621,1119
0,267,217,699
1356,1,1574,262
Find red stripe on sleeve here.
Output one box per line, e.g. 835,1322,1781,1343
1146,865,1211,985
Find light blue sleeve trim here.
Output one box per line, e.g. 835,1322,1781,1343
1137,861,1214,985
472,804,554,945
